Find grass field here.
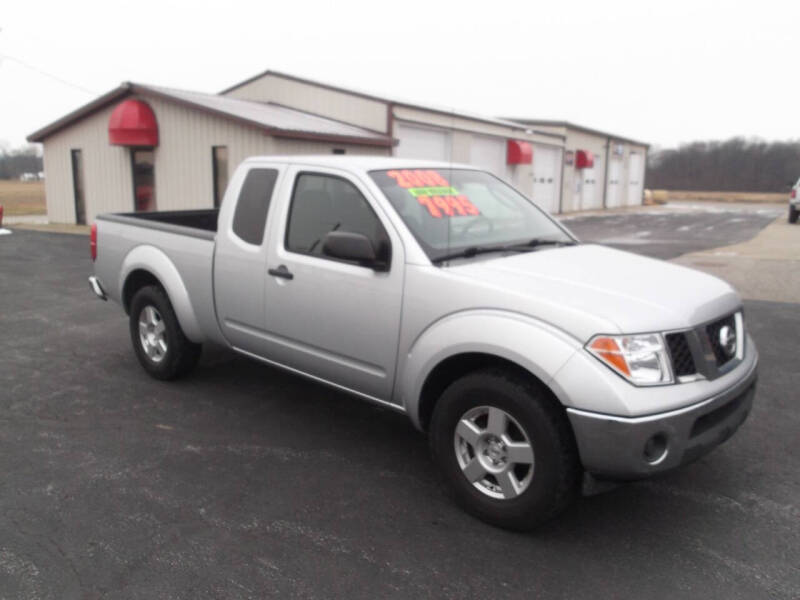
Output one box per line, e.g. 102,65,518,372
0,180,46,215
650,189,788,204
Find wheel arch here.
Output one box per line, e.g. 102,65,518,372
119,245,204,342
402,310,581,431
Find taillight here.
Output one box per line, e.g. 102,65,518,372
90,223,98,261
0,204,4,228
792,189,797,199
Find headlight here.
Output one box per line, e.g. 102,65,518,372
587,333,673,386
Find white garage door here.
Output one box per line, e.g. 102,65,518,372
394,122,452,161
531,145,562,213
606,158,622,208
626,153,644,206
580,168,598,210
469,135,509,180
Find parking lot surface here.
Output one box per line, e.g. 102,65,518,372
1,207,799,599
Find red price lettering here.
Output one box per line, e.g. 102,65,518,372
432,196,455,217
426,170,449,186
456,195,481,216
417,196,442,218
387,170,413,188
445,196,467,216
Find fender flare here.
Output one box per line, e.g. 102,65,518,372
400,309,582,429
118,245,205,343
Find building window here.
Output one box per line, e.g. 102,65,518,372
212,146,229,208
70,149,86,225
232,168,279,245
332,148,346,155
131,150,156,212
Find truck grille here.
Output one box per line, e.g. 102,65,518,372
666,332,697,377
706,314,737,367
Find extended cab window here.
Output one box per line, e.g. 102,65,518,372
232,168,278,245
285,173,390,264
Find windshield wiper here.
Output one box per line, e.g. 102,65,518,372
511,238,578,250
431,239,576,264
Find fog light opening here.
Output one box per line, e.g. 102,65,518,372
643,433,669,465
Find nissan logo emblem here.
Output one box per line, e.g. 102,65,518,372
719,325,737,358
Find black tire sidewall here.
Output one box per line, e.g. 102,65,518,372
129,286,190,380
430,370,577,529
790,206,798,224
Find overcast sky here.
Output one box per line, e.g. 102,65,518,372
1,0,796,151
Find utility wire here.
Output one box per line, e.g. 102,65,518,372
0,53,98,96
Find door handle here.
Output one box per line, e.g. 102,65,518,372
268,265,294,280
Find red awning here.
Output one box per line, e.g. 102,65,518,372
507,140,533,165
575,150,594,169
108,100,159,146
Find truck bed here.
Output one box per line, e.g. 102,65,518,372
93,208,222,344
97,209,219,240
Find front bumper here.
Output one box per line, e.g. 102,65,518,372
566,357,757,480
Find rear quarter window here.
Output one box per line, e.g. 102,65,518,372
232,168,279,245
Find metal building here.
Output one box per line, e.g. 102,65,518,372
221,70,568,214
507,119,649,212
28,70,648,224
27,83,393,224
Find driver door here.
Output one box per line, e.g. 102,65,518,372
260,166,405,402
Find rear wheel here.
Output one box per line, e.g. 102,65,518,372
789,205,798,224
429,368,581,530
129,285,201,380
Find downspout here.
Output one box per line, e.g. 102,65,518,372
558,144,566,214
602,136,611,209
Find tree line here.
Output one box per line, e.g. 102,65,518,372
0,146,43,180
646,137,800,192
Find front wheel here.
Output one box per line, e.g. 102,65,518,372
429,368,581,530
129,285,201,380
789,205,798,224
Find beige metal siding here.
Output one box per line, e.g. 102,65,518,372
224,74,389,133
39,95,390,223
41,104,133,224
392,106,562,147
271,138,389,157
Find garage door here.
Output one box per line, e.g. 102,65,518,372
531,145,562,213
626,153,644,206
394,122,452,161
469,135,509,180
606,158,622,208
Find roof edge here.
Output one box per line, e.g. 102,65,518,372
27,83,133,142
27,81,395,147
505,118,650,148
221,69,536,133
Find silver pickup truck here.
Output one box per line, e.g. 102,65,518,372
89,156,758,529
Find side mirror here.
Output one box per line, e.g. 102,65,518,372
322,231,388,270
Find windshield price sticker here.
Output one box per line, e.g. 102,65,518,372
387,169,482,219
417,195,479,218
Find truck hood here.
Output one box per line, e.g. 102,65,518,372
450,244,741,340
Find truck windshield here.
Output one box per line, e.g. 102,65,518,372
369,168,573,262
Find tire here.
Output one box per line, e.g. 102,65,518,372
789,205,798,224
429,368,581,531
129,285,201,380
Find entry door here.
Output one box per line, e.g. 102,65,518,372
580,168,596,210
70,149,86,225
262,167,404,401
627,153,644,206
606,159,621,208
532,146,560,213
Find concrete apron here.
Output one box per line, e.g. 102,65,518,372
671,215,800,304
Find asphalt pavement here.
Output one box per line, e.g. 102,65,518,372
1,208,798,599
